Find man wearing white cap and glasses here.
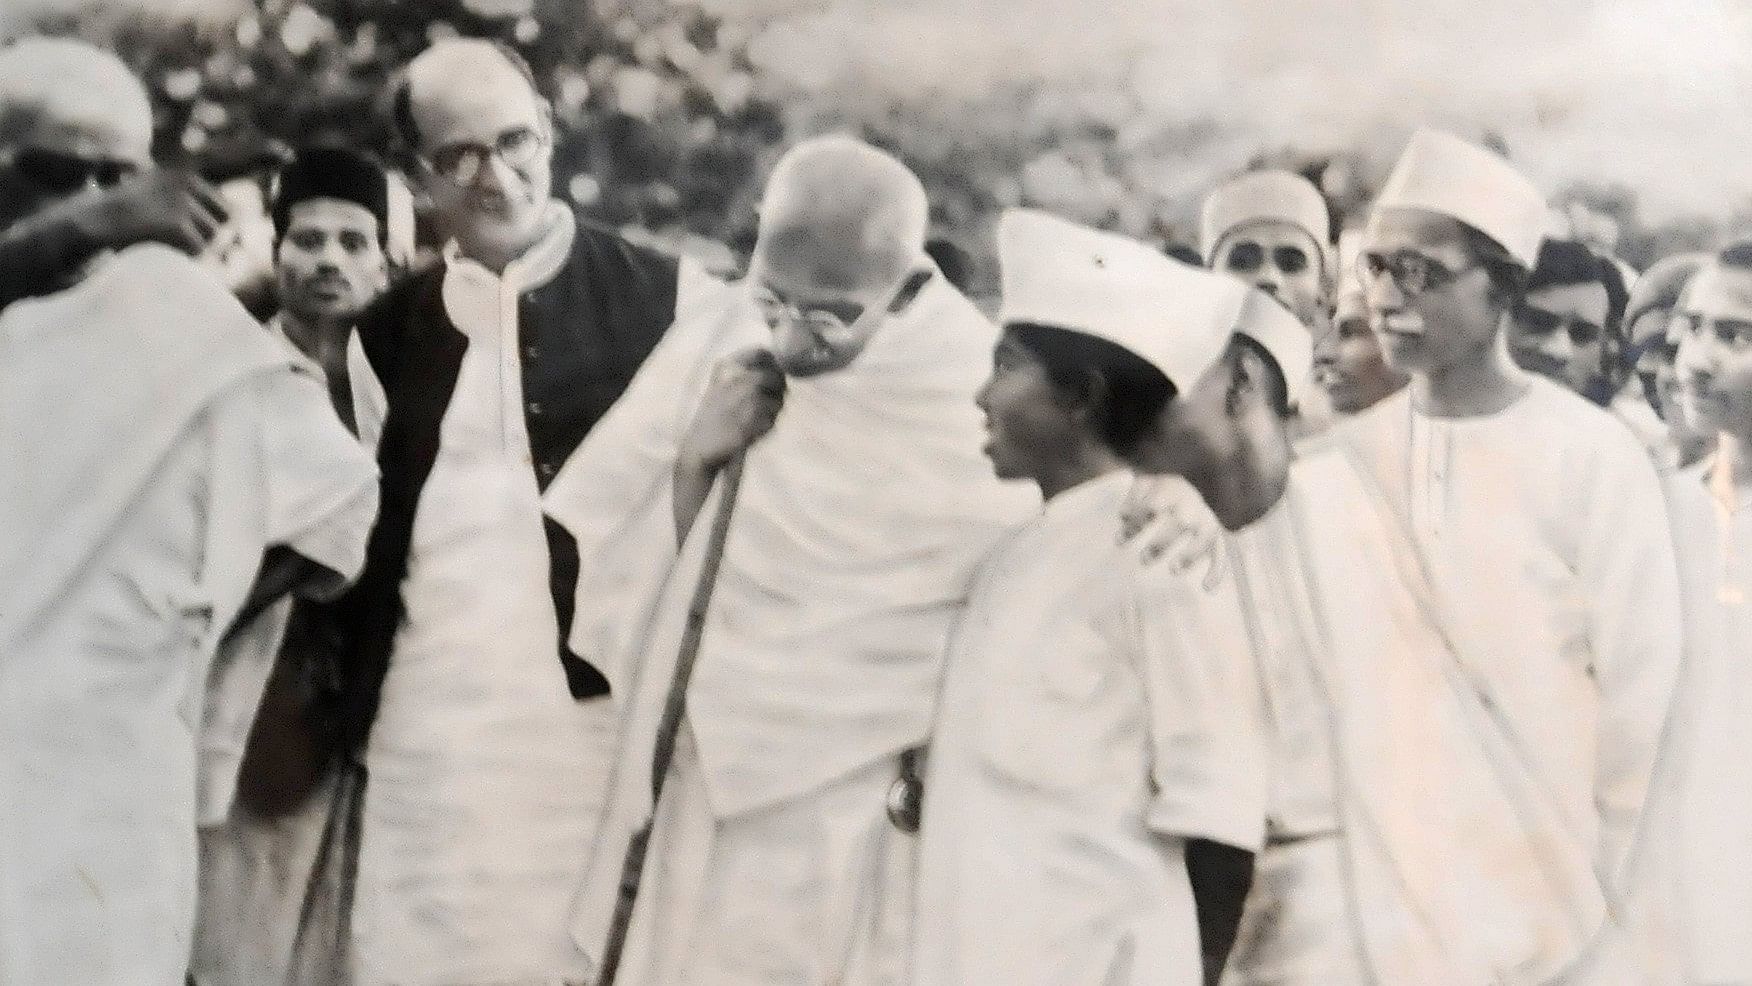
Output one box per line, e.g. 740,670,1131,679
912,207,1273,986
1338,128,1682,980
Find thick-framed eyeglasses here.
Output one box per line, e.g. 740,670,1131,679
1356,249,1480,298
1512,303,1603,346
751,267,918,349
425,125,545,185
11,148,140,195
1224,241,1311,276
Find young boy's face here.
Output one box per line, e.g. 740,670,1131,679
1676,264,1752,435
975,329,1085,484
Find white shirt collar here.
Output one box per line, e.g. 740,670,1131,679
442,201,576,293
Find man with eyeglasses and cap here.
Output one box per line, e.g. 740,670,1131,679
561,135,1035,986
1507,237,1629,406
319,36,733,986
1339,129,1681,981
0,37,379,986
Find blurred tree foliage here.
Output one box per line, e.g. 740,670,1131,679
26,0,1742,280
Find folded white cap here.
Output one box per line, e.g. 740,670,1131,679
1372,128,1549,268
1201,170,1331,267
999,208,1263,400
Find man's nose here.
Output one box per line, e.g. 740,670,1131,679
473,154,515,193
1364,272,1404,312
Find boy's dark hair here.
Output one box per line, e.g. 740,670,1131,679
1455,220,1532,311
1527,237,1628,331
1007,322,1176,456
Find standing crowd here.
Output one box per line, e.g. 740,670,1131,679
0,30,1745,986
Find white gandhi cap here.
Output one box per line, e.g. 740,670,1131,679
1201,170,1332,268
997,208,1313,407
1372,128,1549,268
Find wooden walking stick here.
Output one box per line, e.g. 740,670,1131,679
595,450,749,986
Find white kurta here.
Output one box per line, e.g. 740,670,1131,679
914,471,1268,986
567,269,1038,985
0,246,377,986
1346,378,1683,883
351,211,613,985
1325,378,1681,981
1220,497,1367,986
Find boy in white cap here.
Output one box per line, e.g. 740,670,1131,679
912,207,1270,986
1341,128,1682,979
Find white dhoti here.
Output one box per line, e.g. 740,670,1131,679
613,727,911,986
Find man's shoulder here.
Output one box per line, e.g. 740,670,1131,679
569,212,683,284
1525,378,1655,468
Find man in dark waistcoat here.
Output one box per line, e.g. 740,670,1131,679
328,38,724,986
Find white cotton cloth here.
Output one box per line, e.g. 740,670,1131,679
0,245,376,985
567,268,1037,982
350,209,599,985
1290,407,1674,983
913,471,1268,986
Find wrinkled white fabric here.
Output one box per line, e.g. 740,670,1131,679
914,471,1267,986
0,245,375,985
568,269,1036,982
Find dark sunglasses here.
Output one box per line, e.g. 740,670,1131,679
1224,241,1310,275
1513,303,1602,346
11,148,140,195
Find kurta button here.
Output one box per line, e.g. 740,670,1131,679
527,401,543,415
524,345,539,360
539,461,557,477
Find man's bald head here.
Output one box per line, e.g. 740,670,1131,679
400,38,544,152
0,37,152,166
754,136,929,294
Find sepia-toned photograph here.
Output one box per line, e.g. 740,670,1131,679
2,0,1749,983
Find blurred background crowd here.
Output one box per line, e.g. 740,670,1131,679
6,0,1752,306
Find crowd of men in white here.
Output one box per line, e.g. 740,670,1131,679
1,30,1748,986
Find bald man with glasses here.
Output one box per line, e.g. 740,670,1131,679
325,37,731,986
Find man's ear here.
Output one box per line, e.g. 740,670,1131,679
537,99,556,146
1224,345,1266,417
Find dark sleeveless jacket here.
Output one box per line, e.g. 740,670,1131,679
327,213,681,755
